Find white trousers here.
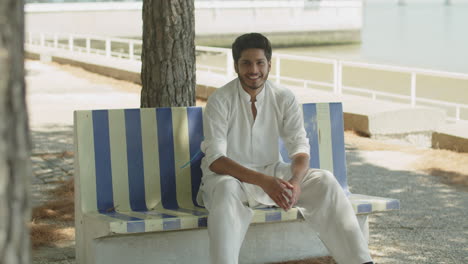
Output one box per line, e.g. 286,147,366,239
200,163,373,264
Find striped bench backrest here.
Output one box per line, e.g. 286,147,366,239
74,102,348,214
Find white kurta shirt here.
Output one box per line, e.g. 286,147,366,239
199,78,310,206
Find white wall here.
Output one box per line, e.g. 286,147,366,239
25,1,362,37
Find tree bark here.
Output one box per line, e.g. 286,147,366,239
0,0,32,263
141,0,196,107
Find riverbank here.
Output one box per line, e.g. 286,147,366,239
196,31,361,48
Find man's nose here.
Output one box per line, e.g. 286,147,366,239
248,64,258,73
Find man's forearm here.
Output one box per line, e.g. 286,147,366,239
290,153,310,184
209,156,268,186
209,156,296,210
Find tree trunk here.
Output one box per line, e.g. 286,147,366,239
0,0,32,263
141,0,196,107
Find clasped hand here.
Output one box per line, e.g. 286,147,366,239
260,176,301,211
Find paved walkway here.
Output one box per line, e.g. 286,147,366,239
28,60,468,263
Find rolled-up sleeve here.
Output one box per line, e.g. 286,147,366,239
200,95,229,168
280,95,310,159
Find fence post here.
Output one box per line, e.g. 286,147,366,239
106,38,111,57
211,0,218,19
410,72,416,107
86,38,91,54
69,34,73,51
275,55,281,84
40,33,45,47
129,41,134,60
338,61,343,94
54,34,58,48
226,51,234,79
334,60,343,95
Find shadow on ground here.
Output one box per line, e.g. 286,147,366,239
346,147,468,264
30,127,468,263
31,124,74,155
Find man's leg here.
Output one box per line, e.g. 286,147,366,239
202,175,253,264
297,169,373,264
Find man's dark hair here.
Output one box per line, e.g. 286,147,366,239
232,33,272,63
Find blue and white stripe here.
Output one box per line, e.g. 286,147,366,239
75,103,399,234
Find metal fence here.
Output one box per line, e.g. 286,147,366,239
26,32,468,123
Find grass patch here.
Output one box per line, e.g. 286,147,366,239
412,149,468,189
32,198,74,222
30,179,75,249
50,62,141,94
48,178,74,200
30,221,74,249
345,131,468,190
344,131,423,153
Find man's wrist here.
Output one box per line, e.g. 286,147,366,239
254,173,270,188
289,176,302,186
291,153,309,185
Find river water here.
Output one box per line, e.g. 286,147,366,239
281,1,468,74
276,1,468,119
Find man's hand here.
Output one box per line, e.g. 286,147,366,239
286,179,301,210
286,153,309,210
260,176,294,211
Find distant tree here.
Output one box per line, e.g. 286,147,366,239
0,0,32,263
141,0,196,107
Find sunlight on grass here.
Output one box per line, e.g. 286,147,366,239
30,221,74,249
30,179,75,248
345,131,468,189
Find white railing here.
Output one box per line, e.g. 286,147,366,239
26,32,468,123
29,32,142,60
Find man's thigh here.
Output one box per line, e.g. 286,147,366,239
274,162,334,184
200,174,249,210
272,162,293,180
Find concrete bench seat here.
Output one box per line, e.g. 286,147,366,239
80,195,397,235
82,207,300,234
74,102,399,264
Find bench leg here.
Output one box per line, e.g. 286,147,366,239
75,216,112,264
357,214,370,244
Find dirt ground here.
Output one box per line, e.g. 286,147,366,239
31,131,468,263
30,61,468,264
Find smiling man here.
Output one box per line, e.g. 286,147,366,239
197,33,374,264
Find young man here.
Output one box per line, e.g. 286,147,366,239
197,33,374,264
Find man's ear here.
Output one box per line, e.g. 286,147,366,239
268,60,272,72
234,62,239,74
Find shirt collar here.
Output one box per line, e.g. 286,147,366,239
237,79,266,103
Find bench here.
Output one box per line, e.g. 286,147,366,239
74,102,399,264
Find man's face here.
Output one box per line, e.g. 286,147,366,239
235,48,271,92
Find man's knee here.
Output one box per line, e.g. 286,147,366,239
211,176,245,203
305,169,340,188
320,170,337,183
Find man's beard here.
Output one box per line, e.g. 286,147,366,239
238,72,269,91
